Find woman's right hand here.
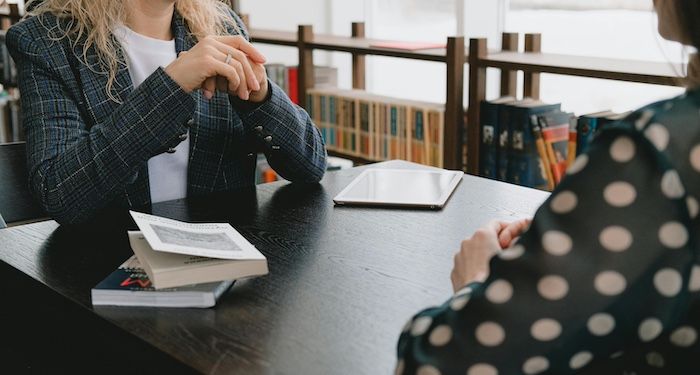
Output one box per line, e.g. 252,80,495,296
164,35,266,100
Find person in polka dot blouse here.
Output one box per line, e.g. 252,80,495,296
397,1,700,374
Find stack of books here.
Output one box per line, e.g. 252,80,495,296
92,212,269,308
307,88,445,168
480,98,629,190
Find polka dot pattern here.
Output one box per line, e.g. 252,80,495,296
542,231,573,256
467,364,498,375
661,170,685,199
499,244,525,261
658,221,688,249
670,326,698,347
569,351,593,370
567,154,588,175
475,322,505,347
654,268,683,297
537,275,569,301
594,271,627,296
645,123,670,151
687,196,699,218
550,191,578,214
485,280,513,304
429,325,452,347
639,318,663,342
450,294,470,311
587,313,616,336
635,110,654,130
689,265,700,292
411,316,433,336
610,136,636,162
522,357,549,374
646,352,665,368
690,145,700,172
604,182,637,207
599,226,633,252
531,319,562,341
417,365,441,375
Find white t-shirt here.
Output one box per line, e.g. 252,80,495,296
115,25,189,204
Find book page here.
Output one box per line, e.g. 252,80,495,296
129,211,265,260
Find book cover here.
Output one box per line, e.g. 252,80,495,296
540,117,572,185
91,255,234,308
287,67,299,104
479,97,515,179
507,101,561,186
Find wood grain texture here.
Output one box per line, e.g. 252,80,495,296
0,142,46,224
0,160,549,374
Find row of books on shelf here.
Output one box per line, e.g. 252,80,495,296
306,88,446,168
479,97,629,190
265,64,338,105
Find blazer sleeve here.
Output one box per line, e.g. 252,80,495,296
396,121,696,374
7,25,196,225
228,11,327,184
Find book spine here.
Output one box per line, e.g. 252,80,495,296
479,100,498,179
287,67,299,104
497,104,511,182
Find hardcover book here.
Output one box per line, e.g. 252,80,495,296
91,255,234,308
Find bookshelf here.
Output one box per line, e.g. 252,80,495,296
250,24,469,170
249,24,684,173
465,36,684,174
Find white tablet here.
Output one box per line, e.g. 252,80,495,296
333,168,463,209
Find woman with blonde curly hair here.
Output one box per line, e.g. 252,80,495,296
8,0,327,225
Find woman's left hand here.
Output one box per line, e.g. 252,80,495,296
451,221,504,292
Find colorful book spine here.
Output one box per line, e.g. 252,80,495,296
306,88,445,167
507,103,561,186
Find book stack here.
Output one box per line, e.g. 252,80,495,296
92,212,269,308
307,88,445,168
265,64,338,104
480,98,629,190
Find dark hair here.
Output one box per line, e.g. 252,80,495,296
675,0,700,50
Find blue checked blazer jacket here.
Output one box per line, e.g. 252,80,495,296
6,10,327,225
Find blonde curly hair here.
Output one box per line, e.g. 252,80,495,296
26,0,240,101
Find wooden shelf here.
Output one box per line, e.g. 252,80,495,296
483,51,682,87
245,23,687,175
252,28,452,63
250,29,297,47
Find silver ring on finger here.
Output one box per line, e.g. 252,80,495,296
224,53,233,65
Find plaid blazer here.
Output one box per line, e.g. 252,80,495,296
6,10,327,225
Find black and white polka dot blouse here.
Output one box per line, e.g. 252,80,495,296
397,89,700,375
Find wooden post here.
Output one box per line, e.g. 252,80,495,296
466,38,487,175
445,36,465,171
298,25,314,109
500,33,519,97
351,22,366,90
524,33,542,99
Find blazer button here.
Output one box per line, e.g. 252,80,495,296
186,118,195,127
166,147,177,154
179,133,188,141
254,126,263,133
264,136,273,143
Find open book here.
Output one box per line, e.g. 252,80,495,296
128,212,269,289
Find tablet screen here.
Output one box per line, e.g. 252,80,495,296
334,169,463,208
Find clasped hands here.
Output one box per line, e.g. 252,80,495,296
451,219,531,292
165,35,268,102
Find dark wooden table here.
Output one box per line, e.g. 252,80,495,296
0,160,548,374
